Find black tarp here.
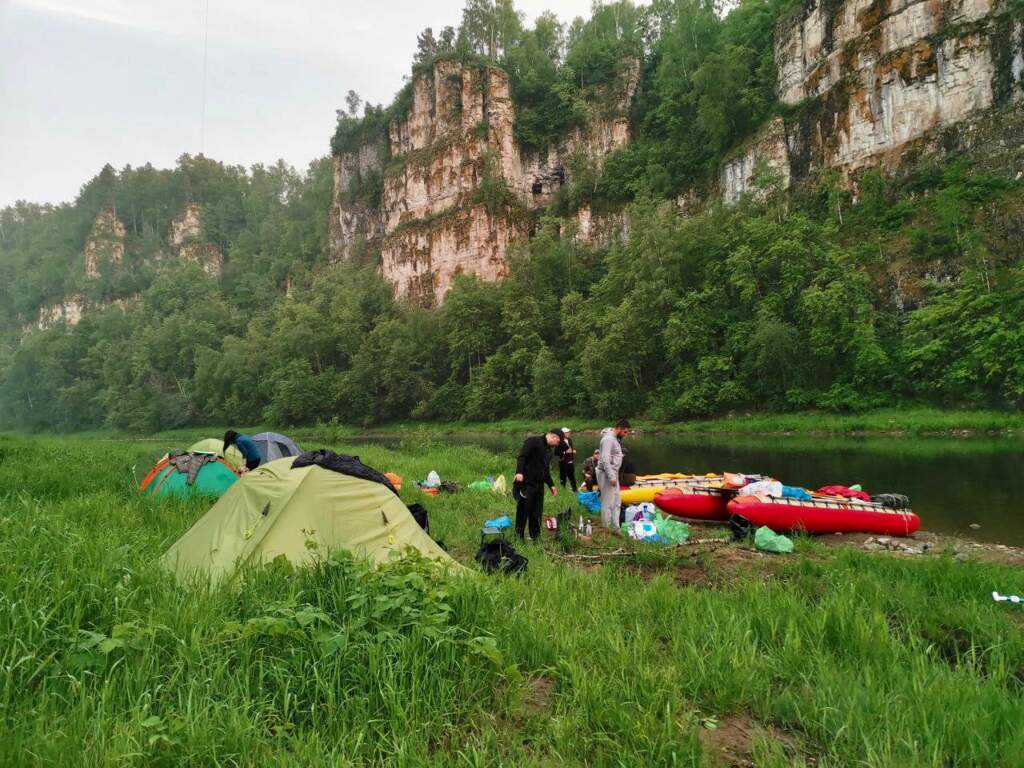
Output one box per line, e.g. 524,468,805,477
292,449,398,495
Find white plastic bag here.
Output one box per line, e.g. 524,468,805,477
739,479,783,498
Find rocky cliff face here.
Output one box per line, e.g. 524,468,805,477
169,203,223,276
83,209,125,279
722,0,1024,200
29,203,224,332
330,57,637,306
334,2,1020,303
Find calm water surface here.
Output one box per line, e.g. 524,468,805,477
353,433,1024,546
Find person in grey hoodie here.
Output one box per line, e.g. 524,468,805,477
597,418,631,530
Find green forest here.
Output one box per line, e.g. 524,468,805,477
1,0,1022,432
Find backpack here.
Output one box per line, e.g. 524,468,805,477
406,502,430,533
474,539,528,575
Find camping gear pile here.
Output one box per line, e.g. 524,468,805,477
727,481,920,536
416,471,462,496
620,503,690,545
634,470,920,538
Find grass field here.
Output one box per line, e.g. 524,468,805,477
2,433,1024,766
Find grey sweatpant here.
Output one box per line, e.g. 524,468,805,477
597,469,621,530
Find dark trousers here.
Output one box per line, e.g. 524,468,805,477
245,457,261,471
559,461,577,492
515,483,544,541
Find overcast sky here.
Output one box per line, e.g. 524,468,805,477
0,0,597,208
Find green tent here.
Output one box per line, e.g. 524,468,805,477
162,457,456,583
140,455,239,499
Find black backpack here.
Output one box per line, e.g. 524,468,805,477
407,502,430,533
474,539,528,575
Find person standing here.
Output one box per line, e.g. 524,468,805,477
223,430,262,471
555,427,578,492
513,429,562,541
597,419,631,530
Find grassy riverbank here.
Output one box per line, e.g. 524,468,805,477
456,409,1024,437
56,407,1024,445
311,407,1024,438
2,433,1023,766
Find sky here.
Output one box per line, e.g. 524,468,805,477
0,0,597,208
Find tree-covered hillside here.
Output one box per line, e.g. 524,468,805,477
1,0,1022,431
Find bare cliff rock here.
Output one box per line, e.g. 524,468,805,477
722,0,1024,200
330,57,638,306
377,61,523,306
333,1,1020,303
169,203,223,276
83,209,125,279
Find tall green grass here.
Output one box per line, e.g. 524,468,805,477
1,434,1023,766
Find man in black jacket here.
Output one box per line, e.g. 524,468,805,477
512,430,562,541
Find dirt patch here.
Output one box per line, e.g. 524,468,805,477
674,566,712,587
521,675,555,716
698,713,805,767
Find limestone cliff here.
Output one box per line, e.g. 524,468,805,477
722,0,1024,200
169,203,223,276
29,203,224,332
330,57,637,306
83,209,125,279
336,1,1020,304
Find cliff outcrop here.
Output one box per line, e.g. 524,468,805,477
169,203,223,276
83,209,125,279
330,57,637,306
330,1,1020,304
722,0,1024,200
29,203,224,331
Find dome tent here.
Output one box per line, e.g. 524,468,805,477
162,452,455,583
140,453,239,499
251,432,301,462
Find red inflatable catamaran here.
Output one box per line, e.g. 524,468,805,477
727,494,920,536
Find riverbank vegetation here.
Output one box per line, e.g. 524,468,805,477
2,433,1023,765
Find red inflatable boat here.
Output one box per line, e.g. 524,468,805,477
654,486,731,521
728,495,920,536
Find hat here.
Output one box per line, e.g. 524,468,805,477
561,426,571,433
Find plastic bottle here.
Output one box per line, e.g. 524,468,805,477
585,519,592,537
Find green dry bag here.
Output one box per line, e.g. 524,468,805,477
754,526,794,554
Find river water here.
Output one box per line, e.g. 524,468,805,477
350,432,1024,546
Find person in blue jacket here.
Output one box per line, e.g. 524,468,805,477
223,430,261,471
